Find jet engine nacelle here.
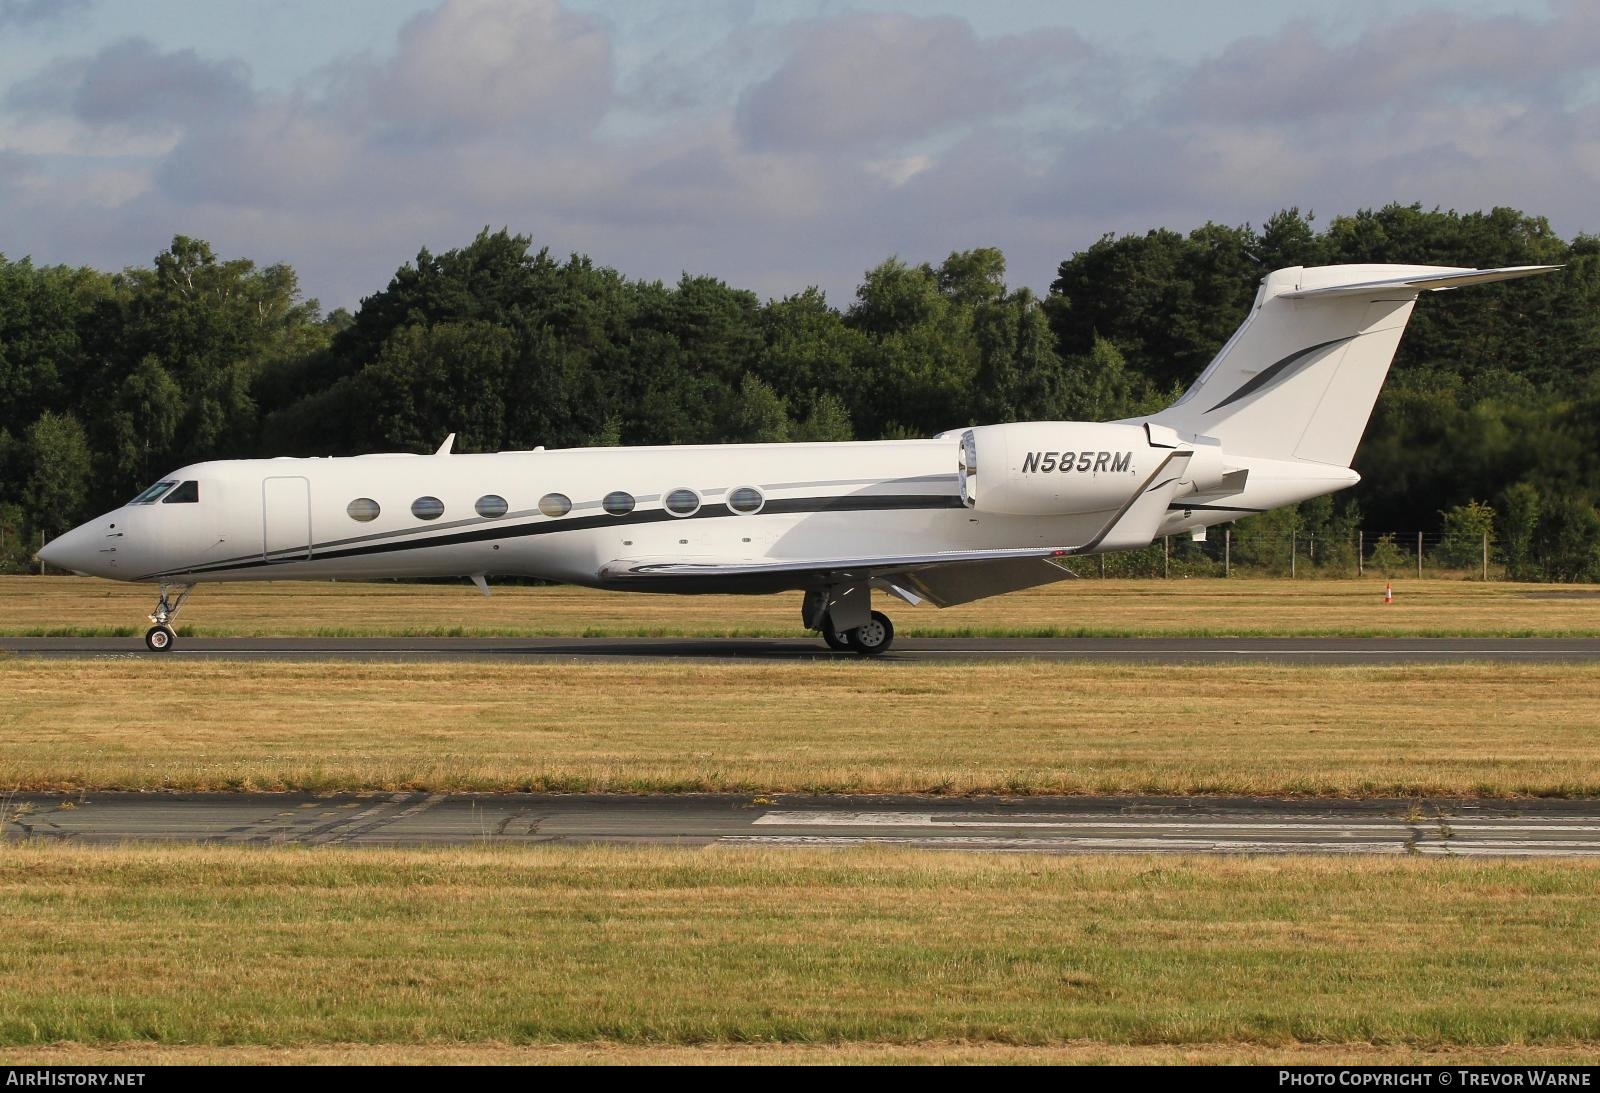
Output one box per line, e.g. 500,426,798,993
956,422,1169,516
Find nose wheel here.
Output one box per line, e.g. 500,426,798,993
142,583,192,653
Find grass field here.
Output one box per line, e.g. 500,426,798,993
0,845,1596,1064
8,575,1600,638
4,660,1599,797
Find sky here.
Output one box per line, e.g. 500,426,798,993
1,0,1595,311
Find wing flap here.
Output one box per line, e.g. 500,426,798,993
598,545,1077,582
895,555,1078,608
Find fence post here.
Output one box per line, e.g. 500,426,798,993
1224,527,1231,578
1290,533,1296,578
1482,532,1488,581
1099,553,1105,579
1310,534,1315,565
1163,535,1169,579
1358,530,1364,577
1417,531,1423,579
39,529,45,576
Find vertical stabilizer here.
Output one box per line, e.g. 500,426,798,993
1144,263,1558,466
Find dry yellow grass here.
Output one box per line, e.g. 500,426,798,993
0,845,1597,1058
7,575,1600,638
3,660,1599,796
7,1041,1598,1066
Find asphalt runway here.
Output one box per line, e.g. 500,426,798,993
8,792,1600,856
8,635,1600,663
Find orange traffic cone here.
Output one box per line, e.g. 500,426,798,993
1383,582,1393,604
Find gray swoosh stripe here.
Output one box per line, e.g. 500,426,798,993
1205,336,1354,414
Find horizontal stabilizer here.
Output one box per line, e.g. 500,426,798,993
1280,265,1560,300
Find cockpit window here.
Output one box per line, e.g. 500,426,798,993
162,481,199,504
130,481,177,504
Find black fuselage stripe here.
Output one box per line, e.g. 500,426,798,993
140,493,965,580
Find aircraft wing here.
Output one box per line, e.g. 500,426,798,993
598,451,1192,607
598,547,1079,607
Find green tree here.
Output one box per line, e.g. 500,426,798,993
1045,222,1259,393
353,321,516,454
1228,506,1301,574
23,411,91,538
724,374,790,443
793,392,854,442
847,258,978,436
104,355,183,492
1499,482,1540,580
936,247,1007,307
1061,337,1143,421
1367,533,1406,577
1535,496,1600,582
1436,500,1496,572
756,288,866,416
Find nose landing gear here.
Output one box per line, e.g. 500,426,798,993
144,583,192,653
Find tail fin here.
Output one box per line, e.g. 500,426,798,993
1145,263,1559,466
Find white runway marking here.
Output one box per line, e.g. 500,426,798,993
756,811,1412,831
744,810,1600,856
726,836,1412,854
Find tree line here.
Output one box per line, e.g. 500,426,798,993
3,204,1599,578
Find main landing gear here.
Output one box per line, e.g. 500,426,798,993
804,590,895,656
144,583,192,653
845,611,895,656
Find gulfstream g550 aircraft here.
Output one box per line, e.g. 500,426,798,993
40,262,1558,654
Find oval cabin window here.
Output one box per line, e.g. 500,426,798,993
664,488,700,517
727,486,764,514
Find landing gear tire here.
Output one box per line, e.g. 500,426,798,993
821,619,852,651
143,583,192,653
847,611,894,656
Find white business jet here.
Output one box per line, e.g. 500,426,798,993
39,263,1558,654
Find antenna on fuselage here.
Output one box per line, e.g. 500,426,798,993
435,433,456,456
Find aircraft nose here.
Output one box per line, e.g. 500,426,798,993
38,521,113,577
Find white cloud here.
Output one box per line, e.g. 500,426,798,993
350,0,613,141
0,1,1597,308
8,37,254,130
734,13,1097,151
0,0,90,28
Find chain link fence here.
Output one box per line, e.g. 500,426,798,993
1096,531,1498,579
